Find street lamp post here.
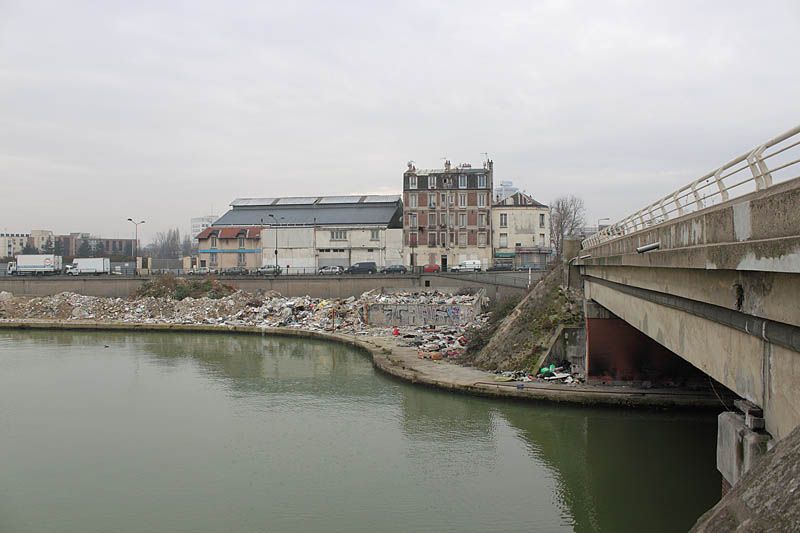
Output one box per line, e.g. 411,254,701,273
127,218,145,274
266,214,284,273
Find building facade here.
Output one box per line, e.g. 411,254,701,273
196,226,262,270
198,195,403,273
402,159,494,270
492,192,551,268
0,232,30,258
191,215,217,238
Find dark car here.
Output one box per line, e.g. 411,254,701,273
422,263,441,273
344,261,377,274
381,264,408,274
487,263,514,271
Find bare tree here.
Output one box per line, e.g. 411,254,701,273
152,228,182,259
181,234,194,257
550,195,586,257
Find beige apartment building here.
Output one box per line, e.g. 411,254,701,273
196,226,262,270
492,192,551,268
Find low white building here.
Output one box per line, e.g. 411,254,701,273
209,195,404,273
492,192,551,268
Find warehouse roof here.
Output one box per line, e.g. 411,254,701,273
212,195,403,228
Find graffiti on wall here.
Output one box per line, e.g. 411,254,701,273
367,304,476,326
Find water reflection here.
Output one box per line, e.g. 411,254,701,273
0,330,719,532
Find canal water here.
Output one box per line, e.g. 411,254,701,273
0,330,721,532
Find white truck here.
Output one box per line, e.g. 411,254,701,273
7,255,63,276
65,257,111,276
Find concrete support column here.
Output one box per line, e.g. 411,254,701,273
717,401,773,490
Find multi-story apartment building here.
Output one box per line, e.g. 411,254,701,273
197,195,403,272
0,232,30,258
54,233,136,257
402,159,494,270
191,215,217,238
492,192,551,268
29,230,54,252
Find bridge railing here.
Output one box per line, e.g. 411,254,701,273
582,124,800,249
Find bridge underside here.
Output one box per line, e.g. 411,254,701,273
584,277,799,441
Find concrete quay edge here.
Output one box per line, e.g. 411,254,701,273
0,320,723,409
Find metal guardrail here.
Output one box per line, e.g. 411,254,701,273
582,124,800,249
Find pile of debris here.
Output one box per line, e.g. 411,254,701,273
0,290,486,338
493,361,582,384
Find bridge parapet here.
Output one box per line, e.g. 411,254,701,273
579,176,800,274
583,124,800,260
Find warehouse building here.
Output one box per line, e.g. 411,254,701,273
197,195,403,273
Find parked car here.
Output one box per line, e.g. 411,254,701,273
188,267,211,275
487,263,513,272
221,266,250,276
450,260,482,272
422,263,441,273
344,261,377,274
381,264,408,274
516,263,544,271
318,265,344,275
256,265,282,276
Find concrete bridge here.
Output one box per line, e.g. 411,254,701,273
575,125,800,487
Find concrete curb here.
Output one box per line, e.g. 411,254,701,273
0,320,723,409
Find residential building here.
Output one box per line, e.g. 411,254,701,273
196,226,262,270
494,180,519,202
0,232,30,258
29,230,54,252
54,233,136,257
402,159,494,270
492,192,551,268
198,195,403,272
191,215,217,238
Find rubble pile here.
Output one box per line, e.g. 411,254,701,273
0,290,485,337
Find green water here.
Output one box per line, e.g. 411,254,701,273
0,330,720,532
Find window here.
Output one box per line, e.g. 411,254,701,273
367,248,374,253
440,213,447,226
238,237,245,249
440,232,446,246
428,212,436,227
429,175,436,189
370,229,380,241
458,232,467,246
409,232,418,246
238,253,246,265
478,232,487,246
459,213,467,227
210,236,218,249
478,193,486,207
409,175,417,189
428,232,436,247
500,213,508,227
539,213,545,228
459,193,467,207
210,253,218,266
331,230,347,240
448,193,455,206
409,213,417,228
428,194,436,208
440,192,447,205
478,174,487,188
409,193,418,208
478,213,486,228
499,233,508,248
458,174,467,188
448,213,455,226
540,233,546,246
515,242,522,247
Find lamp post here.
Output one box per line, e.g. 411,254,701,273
127,218,145,273
266,214,284,272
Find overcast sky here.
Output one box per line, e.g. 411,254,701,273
2,0,799,243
